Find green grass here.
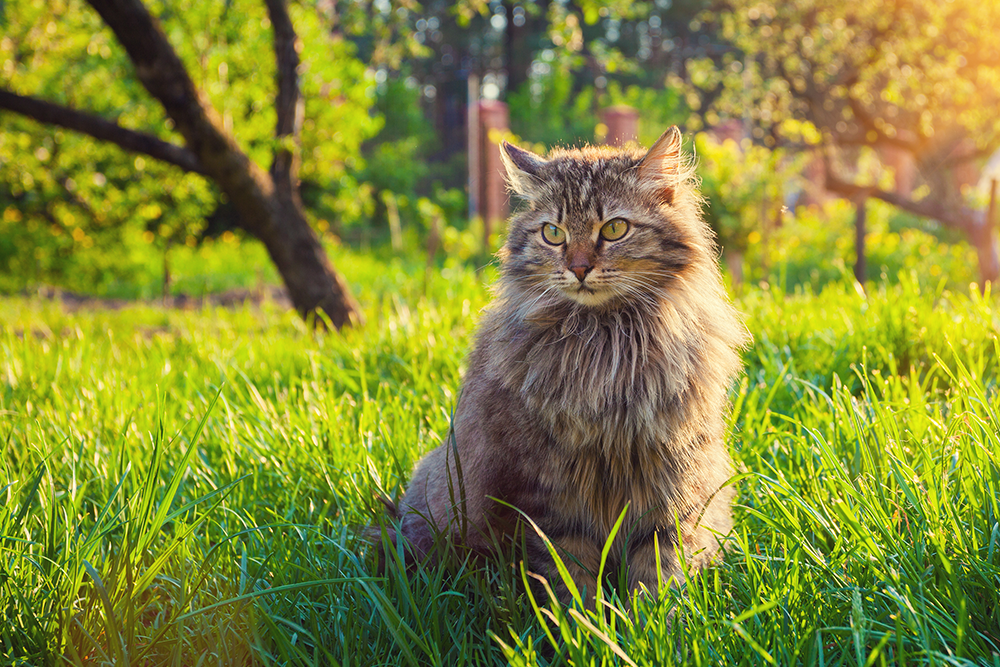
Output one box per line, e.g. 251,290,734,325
2,247,999,665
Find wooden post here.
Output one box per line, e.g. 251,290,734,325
802,152,829,207
881,145,916,197
602,105,639,146
985,178,1000,292
477,100,509,246
854,193,867,284
382,190,402,252
989,178,998,235
466,73,480,220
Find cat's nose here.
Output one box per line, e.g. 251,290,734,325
567,248,594,281
569,263,592,281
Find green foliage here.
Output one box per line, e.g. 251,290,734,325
705,0,1000,154
0,0,216,289
291,5,383,185
353,76,434,220
696,133,807,253
741,199,982,292
509,59,688,150
339,72,480,243
603,81,687,147
0,151,213,293
0,0,380,291
508,54,601,149
2,246,999,664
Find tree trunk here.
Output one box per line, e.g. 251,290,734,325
258,192,361,326
825,170,1000,290
724,249,744,286
68,0,362,327
853,193,867,284
260,0,362,326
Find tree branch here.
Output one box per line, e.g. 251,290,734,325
265,0,304,197
0,89,206,175
935,139,993,170
84,0,269,196
842,94,925,153
824,168,978,235
85,0,208,139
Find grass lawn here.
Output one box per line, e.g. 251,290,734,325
2,247,999,665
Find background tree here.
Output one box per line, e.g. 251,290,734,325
1,0,728,300
696,132,808,283
8,0,996,300
697,0,1000,285
0,0,378,326
358,1,716,167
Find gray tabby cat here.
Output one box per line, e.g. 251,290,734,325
394,126,748,602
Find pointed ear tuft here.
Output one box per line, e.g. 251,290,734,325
500,141,547,200
638,126,685,204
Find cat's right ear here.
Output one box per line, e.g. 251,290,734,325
500,141,547,200
638,126,685,205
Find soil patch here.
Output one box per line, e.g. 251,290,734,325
20,285,292,312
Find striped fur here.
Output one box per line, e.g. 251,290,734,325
396,128,749,602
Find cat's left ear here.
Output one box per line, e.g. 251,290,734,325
500,141,548,200
638,126,684,204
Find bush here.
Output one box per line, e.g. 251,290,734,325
741,198,980,291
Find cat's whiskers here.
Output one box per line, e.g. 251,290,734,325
519,282,562,316
613,285,660,313
623,271,686,300
610,276,667,310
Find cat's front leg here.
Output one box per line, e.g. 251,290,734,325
624,518,730,602
623,529,685,601
528,532,602,608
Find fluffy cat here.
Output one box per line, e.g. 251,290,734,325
393,126,748,602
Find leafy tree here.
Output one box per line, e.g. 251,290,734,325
502,0,709,146
699,0,1000,285
0,0,381,326
696,132,807,282
362,1,715,166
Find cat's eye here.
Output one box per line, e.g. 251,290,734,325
600,218,629,242
541,223,566,245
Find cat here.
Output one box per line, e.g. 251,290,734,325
391,126,748,603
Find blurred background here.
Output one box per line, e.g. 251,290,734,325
1,0,998,305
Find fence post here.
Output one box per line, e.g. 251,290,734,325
601,105,639,146
989,178,998,235
854,193,868,284
986,178,1000,291
466,74,480,222
477,100,509,246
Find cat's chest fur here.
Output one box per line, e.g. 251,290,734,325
484,299,711,453
472,291,739,532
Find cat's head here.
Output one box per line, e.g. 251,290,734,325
498,127,708,310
